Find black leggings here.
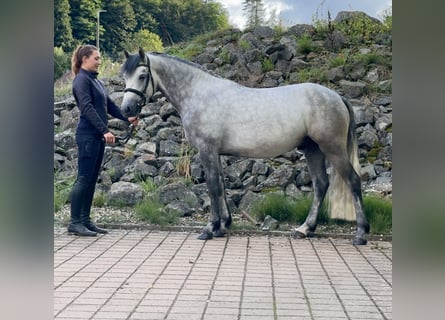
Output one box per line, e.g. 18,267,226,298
70,135,105,224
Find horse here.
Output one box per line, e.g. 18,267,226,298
120,48,370,245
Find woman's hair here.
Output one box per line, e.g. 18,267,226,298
71,44,98,75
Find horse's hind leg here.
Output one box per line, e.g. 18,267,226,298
293,139,329,239
197,149,231,240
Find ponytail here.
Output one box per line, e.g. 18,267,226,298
71,44,98,75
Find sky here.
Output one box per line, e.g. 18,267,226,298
215,0,392,29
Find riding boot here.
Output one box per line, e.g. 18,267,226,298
68,176,97,237
81,183,108,234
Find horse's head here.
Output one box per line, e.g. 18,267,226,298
120,47,155,117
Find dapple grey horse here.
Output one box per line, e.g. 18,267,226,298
120,48,370,245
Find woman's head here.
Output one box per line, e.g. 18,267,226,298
71,45,100,75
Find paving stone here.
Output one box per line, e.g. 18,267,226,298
54,227,392,320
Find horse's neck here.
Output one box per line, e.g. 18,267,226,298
150,55,219,111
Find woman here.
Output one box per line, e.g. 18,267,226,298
68,44,138,236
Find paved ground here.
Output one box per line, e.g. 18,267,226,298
54,227,392,320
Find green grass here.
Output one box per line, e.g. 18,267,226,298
251,194,329,225
135,196,180,226
262,58,274,73
297,67,327,83
250,193,391,234
297,35,313,54
363,195,392,234
54,175,76,212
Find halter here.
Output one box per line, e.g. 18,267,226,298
123,56,155,115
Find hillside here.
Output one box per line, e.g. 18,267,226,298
54,11,392,229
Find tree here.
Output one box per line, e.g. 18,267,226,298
69,0,101,44
54,0,75,50
131,0,160,33
125,29,164,53
100,0,137,58
243,0,266,29
155,0,229,45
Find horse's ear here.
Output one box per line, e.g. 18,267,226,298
138,47,145,59
124,50,129,58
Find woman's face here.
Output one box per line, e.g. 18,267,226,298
81,50,101,73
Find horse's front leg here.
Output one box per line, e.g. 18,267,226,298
197,150,231,240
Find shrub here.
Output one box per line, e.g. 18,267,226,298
54,47,71,81
126,29,164,53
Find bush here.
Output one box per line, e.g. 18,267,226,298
126,29,164,53
54,47,71,81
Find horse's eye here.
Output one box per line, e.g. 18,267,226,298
139,74,146,81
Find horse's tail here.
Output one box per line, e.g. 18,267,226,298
327,97,360,221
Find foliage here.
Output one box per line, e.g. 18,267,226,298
56,0,229,60
93,192,106,207
54,0,75,50
69,0,101,44
101,0,137,58
261,57,274,73
363,195,392,234
125,29,164,53
154,0,229,45
138,177,157,195
135,196,179,226
97,53,121,78
329,54,347,68
218,47,231,64
297,67,327,83
296,34,313,54
251,193,329,224
167,43,204,60
54,47,71,81
243,0,266,29
250,193,392,234
176,141,194,182
54,175,76,212
312,7,392,47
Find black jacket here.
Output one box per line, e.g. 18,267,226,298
72,68,128,136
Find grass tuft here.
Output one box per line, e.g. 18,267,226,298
135,196,180,226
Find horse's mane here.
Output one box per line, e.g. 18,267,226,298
121,51,222,79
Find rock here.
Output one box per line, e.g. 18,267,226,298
339,80,367,98
54,22,392,218
261,215,279,231
107,181,145,206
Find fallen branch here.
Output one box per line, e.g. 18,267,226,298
241,210,260,226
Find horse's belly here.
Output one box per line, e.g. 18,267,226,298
222,129,304,158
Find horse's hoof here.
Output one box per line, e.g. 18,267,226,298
197,231,213,240
213,229,226,238
292,230,307,239
352,237,367,245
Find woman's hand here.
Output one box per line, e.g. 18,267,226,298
103,131,116,144
128,117,139,126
